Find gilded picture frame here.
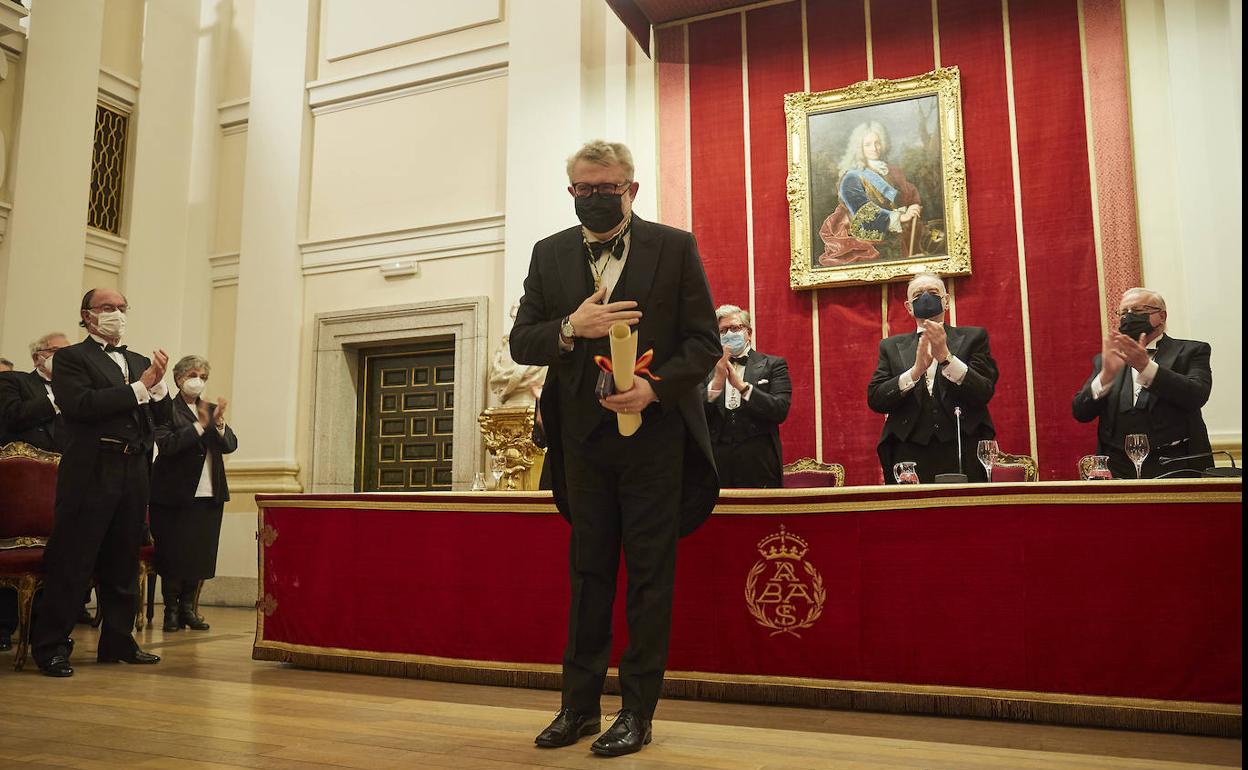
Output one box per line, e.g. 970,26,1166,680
786,66,970,289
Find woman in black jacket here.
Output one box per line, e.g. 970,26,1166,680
151,355,238,632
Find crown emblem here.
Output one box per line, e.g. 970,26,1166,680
756,524,808,561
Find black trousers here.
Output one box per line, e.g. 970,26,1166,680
560,410,685,720
881,436,988,484
0,590,14,635
32,451,147,662
713,433,781,488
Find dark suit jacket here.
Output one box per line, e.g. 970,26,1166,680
510,215,721,535
50,339,169,508
867,324,998,449
151,397,238,506
1072,334,1212,474
703,349,791,465
0,370,64,452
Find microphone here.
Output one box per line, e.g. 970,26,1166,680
1158,450,1242,478
934,406,970,484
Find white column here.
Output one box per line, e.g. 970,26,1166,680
502,0,585,328
1126,0,1242,454
0,0,105,356
122,0,205,359
227,0,315,492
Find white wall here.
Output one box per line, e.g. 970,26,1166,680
1125,0,1242,458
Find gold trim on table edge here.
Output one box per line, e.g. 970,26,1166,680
253,488,1241,516
251,638,1240,718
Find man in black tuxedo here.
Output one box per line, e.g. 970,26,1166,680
1072,287,1212,478
868,272,998,483
704,305,791,488
0,332,70,650
511,141,720,757
30,288,170,677
0,332,70,452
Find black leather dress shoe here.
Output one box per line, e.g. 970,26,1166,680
590,710,652,757
534,708,601,748
76,608,94,625
97,648,160,665
37,655,74,677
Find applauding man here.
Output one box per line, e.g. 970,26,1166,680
31,289,170,677
1072,287,1212,478
704,305,792,487
868,272,998,483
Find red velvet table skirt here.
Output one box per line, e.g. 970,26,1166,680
254,479,1241,735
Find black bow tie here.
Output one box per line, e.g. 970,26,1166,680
730,356,749,365
103,343,127,354
585,220,631,261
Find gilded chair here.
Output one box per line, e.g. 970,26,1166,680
992,452,1039,482
781,458,846,488
0,442,61,671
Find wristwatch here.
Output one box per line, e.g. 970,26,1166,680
560,316,575,340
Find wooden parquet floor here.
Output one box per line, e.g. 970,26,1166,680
0,608,1240,769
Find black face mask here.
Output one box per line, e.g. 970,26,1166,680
910,292,944,320
1118,312,1154,339
574,193,625,233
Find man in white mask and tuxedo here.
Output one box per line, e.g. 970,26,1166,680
31,288,170,677
704,305,792,487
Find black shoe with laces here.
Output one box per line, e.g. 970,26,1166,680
534,707,601,748
590,709,652,757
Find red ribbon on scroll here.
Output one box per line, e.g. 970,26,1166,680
593,348,663,382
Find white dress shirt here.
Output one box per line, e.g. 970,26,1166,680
1090,340,1160,402
706,348,754,409
897,328,969,395
559,221,633,351
37,369,58,413
183,398,221,498
89,334,168,403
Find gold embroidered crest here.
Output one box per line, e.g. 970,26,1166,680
745,525,826,638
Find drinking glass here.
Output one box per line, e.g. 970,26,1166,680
977,440,999,483
892,462,919,484
1125,434,1149,479
471,472,487,491
491,453,507,490
1086,455,1112,480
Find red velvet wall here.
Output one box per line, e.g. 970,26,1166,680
656,0,1139,482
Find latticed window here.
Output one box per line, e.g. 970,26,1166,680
87,104,129,235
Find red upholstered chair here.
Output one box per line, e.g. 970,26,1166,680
992,452,1038,482
782,458,846,488
0,442,61,671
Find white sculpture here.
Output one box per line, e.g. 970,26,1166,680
488,303,546,407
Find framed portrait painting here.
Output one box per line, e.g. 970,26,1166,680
785,67,970,289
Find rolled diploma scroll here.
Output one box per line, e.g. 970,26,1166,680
609,322,642,436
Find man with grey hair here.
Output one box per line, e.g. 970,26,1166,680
868,272,998,483
1073,287,1212,478
704,304,791,487
0,357,13,372
512,140,720,756
0,331,70,452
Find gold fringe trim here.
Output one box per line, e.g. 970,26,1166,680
252,644,1241,738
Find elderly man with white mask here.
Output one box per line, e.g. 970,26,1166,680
703,304,792,488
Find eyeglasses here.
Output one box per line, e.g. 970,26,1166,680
1115,305,1161,317
719,324,748,334
571,182,631,198
908,289,944,301
90,303,129,314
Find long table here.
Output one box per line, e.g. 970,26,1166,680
253,479,1241,736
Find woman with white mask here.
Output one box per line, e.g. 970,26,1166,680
149,355,238,633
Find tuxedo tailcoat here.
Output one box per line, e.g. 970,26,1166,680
31,338,170,663
703,350,792,488
867,324,998,483
510,215,720,721
1072,334,1212,478
0,369,64,452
